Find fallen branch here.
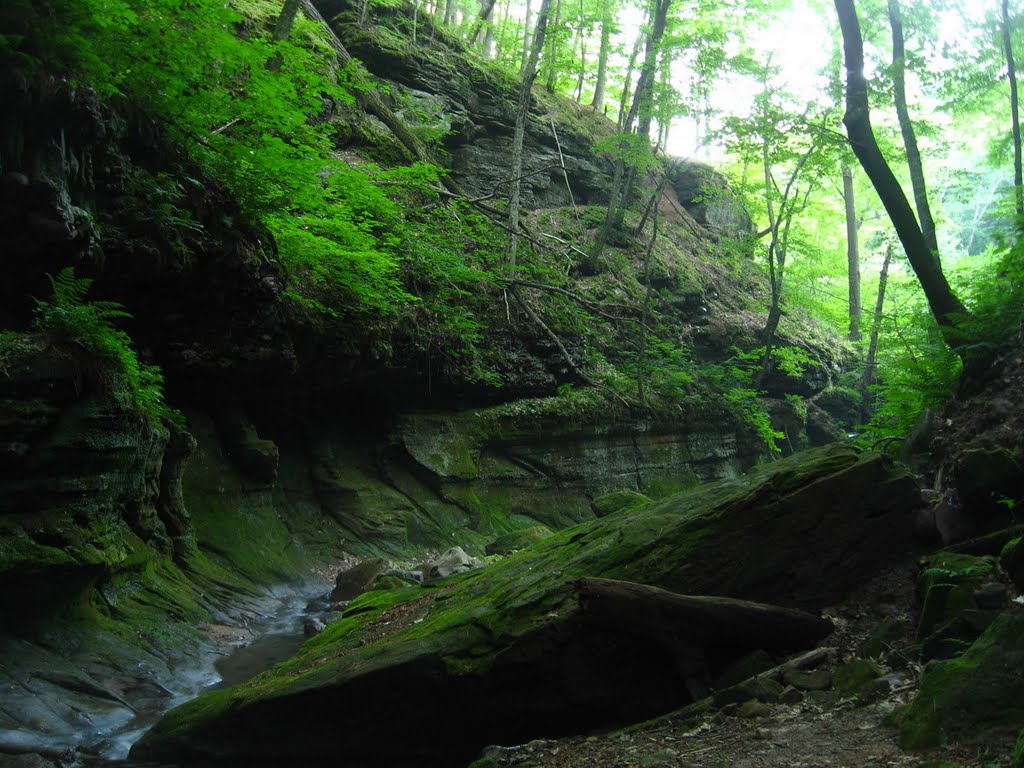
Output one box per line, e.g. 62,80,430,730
511,286,596,387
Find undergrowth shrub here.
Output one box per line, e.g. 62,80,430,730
33,268,181,425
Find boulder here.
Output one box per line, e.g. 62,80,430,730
953,445,1024,521
667,161,752,239
1002,537,1024,590
132,445,920,767
330,559,389,601
900,610,1024,749
428,546,485,579
915,552,996,660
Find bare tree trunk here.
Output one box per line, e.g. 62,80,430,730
617,31,643,129
590,2,612,111
843,166,862,341
470,0,499,46
574,8,587,102
862,245,892,423
544,0,563,92
1003,0,1023,216
508,0,554,267
520,0,533,73
592,0,670,259
834,0,965,332
274,0,302,39
444,0,457,27
887,0,939,256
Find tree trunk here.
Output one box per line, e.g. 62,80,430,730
470,0,499,46
590,4,612,111
887,0,939,257
520,0,533,73
617,31,643,129
507,0,554,267
861,245,892,423
1003,0,1023,216
298,0,431,166
544,0,563,92
274,0,302,40
843,166,862,341
834,0,965,332
592,0,670,259
444,0,457,27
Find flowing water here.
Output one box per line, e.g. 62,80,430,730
96,584,327,762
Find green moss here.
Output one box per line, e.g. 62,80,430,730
138,445,920,758
916,552,995,644
1013,727,1024,766
833,658,882,701
485,525,552,555
900,611,1024,749
591,489,651,517
1002,537,1024,589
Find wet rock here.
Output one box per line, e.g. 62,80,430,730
330,559,389,601
303,618,326,637
953,444,1024,520
973,582,1007,610
428,546,484,579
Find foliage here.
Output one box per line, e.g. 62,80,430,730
860,273,961,441
32,268,181,425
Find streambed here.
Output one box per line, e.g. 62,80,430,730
0,583,328,766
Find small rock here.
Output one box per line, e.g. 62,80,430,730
713,675,785,707
735,699,772,718
303,617,326,637
783,668,832,691
779,685,804,704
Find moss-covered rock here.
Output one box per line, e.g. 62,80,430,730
899,610,1024,749
485,525,553,555
832,659,883,702
591,489,651,517
953,444,1024,520
133,444,920,766
915,552,997,660
1002,536,1024,590
861,616,912,660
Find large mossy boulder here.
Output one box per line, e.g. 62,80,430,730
132,444,920,767
915,551,999,660
900,610,1024,750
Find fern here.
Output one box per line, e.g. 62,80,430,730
33,268,182,425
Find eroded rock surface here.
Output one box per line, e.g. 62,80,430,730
133,444,921,766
